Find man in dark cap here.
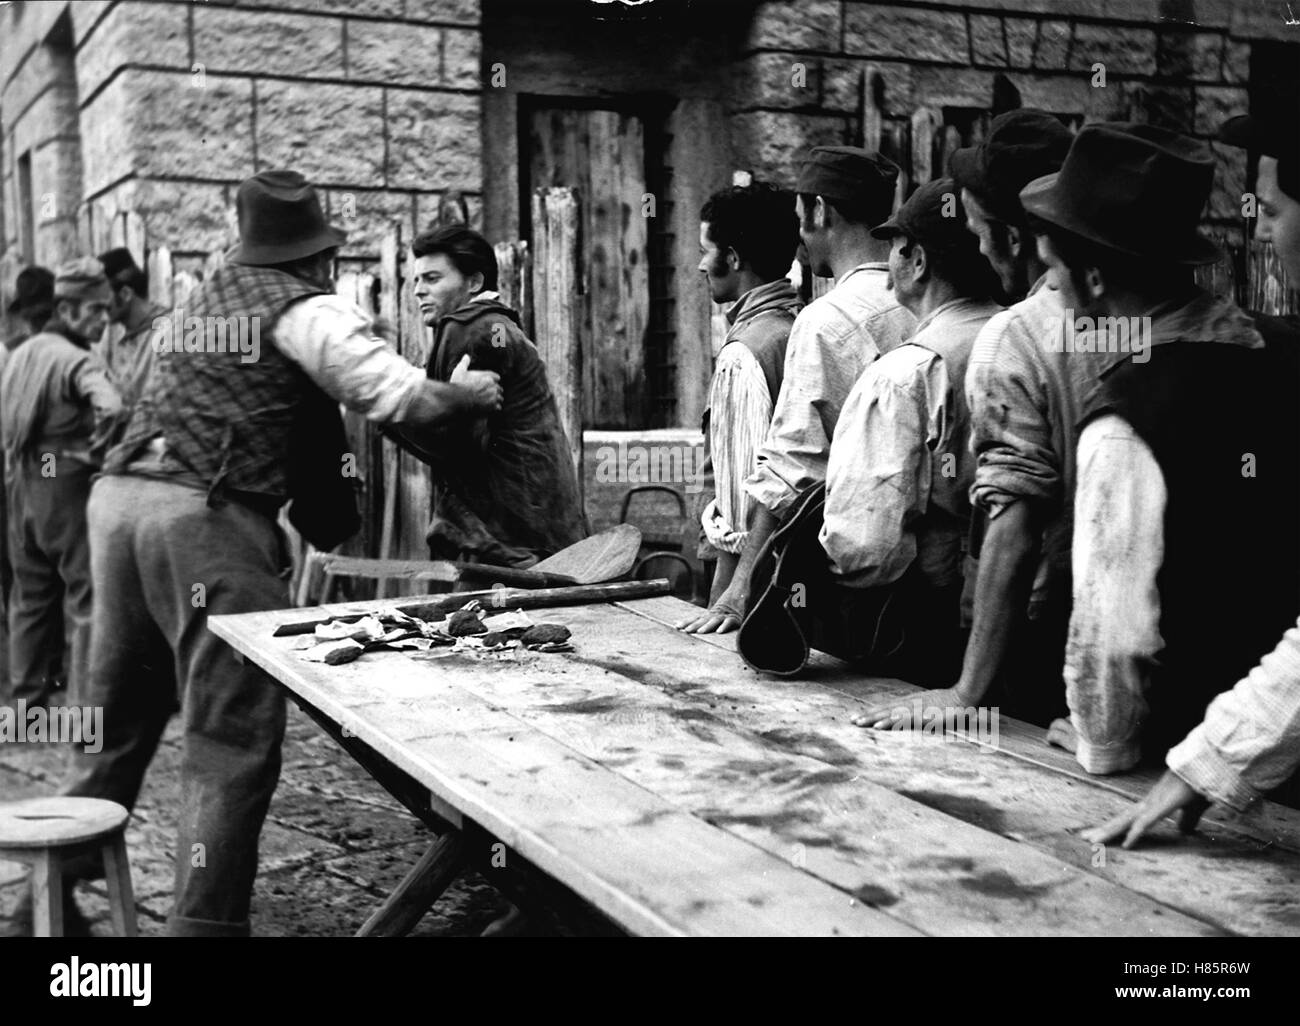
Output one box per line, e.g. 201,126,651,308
0,258,121,709
48,169,503,938
1085,104,1300,846
677,145,915,635
1020,124,1299,781
876,110,1077,730
5,266,55,348
95,247,168,415
806,178,1004,688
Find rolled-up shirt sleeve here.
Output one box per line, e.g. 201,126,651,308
822,347,933,586
1167,618,1300,810
966,313,1062,517
1065,414,1166,775
273,294,428,424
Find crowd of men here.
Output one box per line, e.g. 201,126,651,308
1,100,1298,935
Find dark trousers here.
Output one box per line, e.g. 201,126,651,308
63,476,289,937
5,456,90,705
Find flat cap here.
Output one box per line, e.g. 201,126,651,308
795,146,899,209
6,266,54,315
950,109,1073,223
53,257,110,302
98,246,141,283
1219,95,1299,201
871,177,971,253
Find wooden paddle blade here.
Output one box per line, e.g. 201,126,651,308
532,524,643,584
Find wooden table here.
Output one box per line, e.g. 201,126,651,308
209,595,1300,936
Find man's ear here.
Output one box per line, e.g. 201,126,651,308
468,271,486,295
1005,222,1023,260
726,247,742,272
814,195,829,230
911,241,929,283
1083,265,1105,300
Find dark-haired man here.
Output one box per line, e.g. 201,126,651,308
819,179,1002,688
388,224,586,566
691,181,802,605
52,170,502,938
1022,124,1299,781
1085,106,1300,846
678,146,914,635
95,248,167,412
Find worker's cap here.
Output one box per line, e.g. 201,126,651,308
795,146,899,209
53,257,111,302
871,177,972,253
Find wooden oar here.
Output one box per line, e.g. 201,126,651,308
273,577,670,636
452,524,644,588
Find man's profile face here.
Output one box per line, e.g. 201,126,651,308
1035,232,1090,315
107,284,132,324
412,252,476,327
1255,156,1300,283
60,290,111,340
697,222,741,304
961,188,1019,299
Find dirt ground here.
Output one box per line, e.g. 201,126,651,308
0,701,511,937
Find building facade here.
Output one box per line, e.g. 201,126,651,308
1,0,1296,427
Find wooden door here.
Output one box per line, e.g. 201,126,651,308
528,106,650,429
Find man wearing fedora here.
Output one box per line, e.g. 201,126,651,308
56,169,503,938
677,145,915,636
868,110,1077,730
1085,105,1300,846
0,259,121,710
95,247,168,415
1020,123,1300,779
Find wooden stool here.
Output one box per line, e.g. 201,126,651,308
0,797,137,937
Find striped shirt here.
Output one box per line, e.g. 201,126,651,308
746,263,915,519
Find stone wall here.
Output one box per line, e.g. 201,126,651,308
1,0,484,275
728,0,1299,250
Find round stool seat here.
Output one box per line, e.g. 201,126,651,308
0,797,130,849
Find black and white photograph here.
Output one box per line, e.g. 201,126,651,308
0,0,1298,995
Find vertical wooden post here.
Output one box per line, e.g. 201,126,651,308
377,223,403,597
148,244,174,308
531,186,584,511
493,239,533,337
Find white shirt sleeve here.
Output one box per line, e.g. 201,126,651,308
272,294,428,424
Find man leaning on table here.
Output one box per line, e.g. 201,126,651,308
1086,101,1300,848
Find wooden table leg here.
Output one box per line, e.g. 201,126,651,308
355,831,467,938
103,832,138,937
30,852,62,938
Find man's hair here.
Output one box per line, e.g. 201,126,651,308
700,182,799,281
797,189,895,232
108,266,148,299
1034,221,1189,296
898,237,1001,301
411,225,499,292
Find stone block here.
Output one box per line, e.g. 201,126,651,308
443,27,482,89
1014,74,1092,118
910,66,995,109
746,0,841,52
30,138,82,227
406,0,482,25
1132,84,1195,132
222,0,406,17
1034,20,1072,69
348,20,442,87
68,0,114,46
323,187,417,256
1194,85,1248,136
414,190,482,233
844,4,968,64
970,14,1007,67
194,6,345,79
1155,30,1225,82
1004,17,1037,69
734,53,822,110
132,178,239,255
11,83,80,159
1069,23,1157,76
729,111,848,188
1222,39,1249,84
78,0,188,102
1208,140,1247,222
385,89,481,192
257,80,385,187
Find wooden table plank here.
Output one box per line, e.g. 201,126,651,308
607,596,1300,935
209,609,912,937
391,618,1216,936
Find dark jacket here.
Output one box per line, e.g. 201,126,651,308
386,294,587,566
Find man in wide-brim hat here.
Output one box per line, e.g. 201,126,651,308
1085,100,1300,847
1024,123,1300,787
48,170,503,938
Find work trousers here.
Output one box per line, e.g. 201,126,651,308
63,475,289,937
6,455,90,705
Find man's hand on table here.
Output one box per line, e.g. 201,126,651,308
1081,770,1211,850
852,688,974,729
675,581,746,634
